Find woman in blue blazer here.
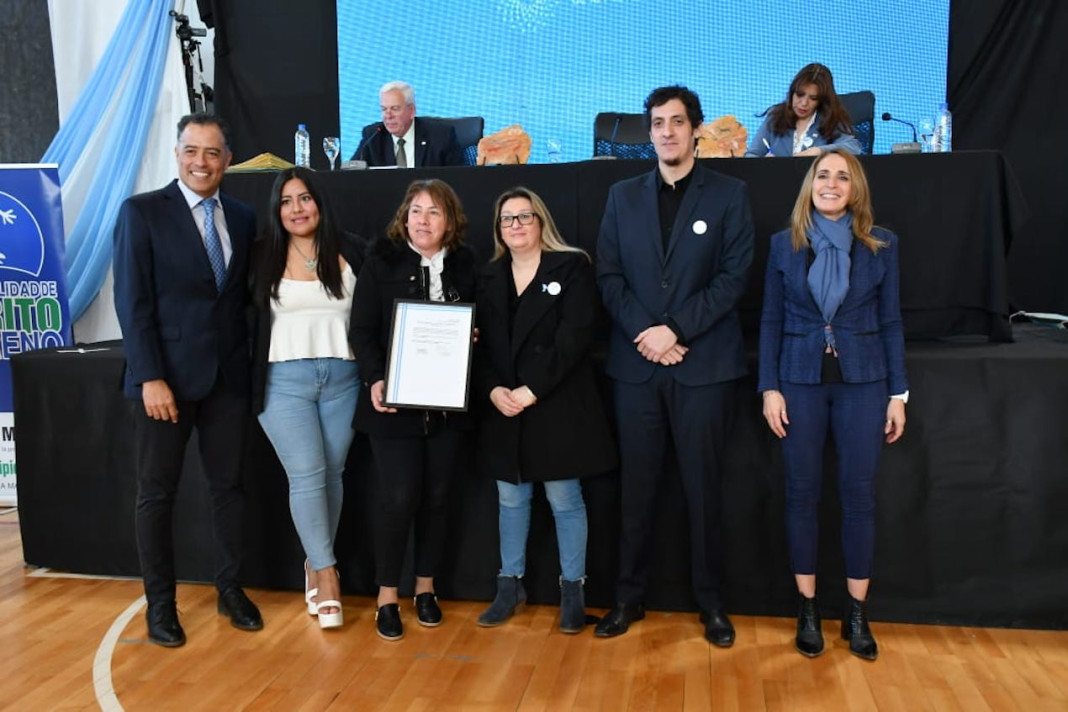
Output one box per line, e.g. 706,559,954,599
746,63,861,157
758,148,907,660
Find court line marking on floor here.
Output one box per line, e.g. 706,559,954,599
93,594,146,712
27,568,140,581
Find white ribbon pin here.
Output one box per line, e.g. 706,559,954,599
693,219,708,235
542,281,562,296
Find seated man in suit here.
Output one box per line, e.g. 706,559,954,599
350,80,463,167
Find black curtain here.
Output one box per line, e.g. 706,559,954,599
209,0,340,169
1,1,59,162
949,0,1068,314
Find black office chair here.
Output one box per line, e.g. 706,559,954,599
593,112,655,159
838,91,875,154
423,116,484,166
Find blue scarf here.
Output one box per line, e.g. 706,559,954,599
806,211,853,345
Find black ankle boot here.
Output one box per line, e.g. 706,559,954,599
559,578,586,634
841,595,878,660
477,575,527,627
795,594,824,657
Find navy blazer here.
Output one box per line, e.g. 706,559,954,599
113,180,256,401
596,162,755,386
352,117,462,167
757,226,908,395
474,251,617,483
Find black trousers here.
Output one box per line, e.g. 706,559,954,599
612,370,736,613
131,379,249,604
368,428,463,588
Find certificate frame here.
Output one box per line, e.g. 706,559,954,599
383,299,476,411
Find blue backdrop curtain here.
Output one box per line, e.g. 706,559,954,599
41,0,174,320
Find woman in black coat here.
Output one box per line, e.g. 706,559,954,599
349,179,478,641
474,186,617,633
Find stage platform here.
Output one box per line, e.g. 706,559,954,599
13,326,1068,629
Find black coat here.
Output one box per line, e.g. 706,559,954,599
248,232,366,414
474,250,617,483
350,238,479,437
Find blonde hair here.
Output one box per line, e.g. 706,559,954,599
789,148,885,253
491,186,588,261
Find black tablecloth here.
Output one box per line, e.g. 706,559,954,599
14,327,1068,629
226,151,1023,341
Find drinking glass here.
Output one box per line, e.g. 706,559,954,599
323,136,340,170
546,138,563,164
918,119,935,153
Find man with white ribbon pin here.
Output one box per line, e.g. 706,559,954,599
595,85,755,647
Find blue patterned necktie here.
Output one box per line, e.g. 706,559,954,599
201,197,227,290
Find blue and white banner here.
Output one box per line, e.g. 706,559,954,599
0,165,73,505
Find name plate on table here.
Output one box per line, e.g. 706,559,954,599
384,300,476,411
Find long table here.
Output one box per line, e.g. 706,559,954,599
226,150,1023,341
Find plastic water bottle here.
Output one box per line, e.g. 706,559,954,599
932,103,952,153
294,124,311,167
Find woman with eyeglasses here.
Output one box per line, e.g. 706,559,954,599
746,63,861,157
349,179,479,641
473,187,617,633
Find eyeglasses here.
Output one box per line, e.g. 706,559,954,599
499,212,537,227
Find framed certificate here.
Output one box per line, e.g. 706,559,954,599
383,300,476,411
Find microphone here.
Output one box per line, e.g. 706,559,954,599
343,124,382,168
608,114,622,158
881,112,922,154
593,114,623,160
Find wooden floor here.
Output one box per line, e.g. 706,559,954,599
1,508,1066,711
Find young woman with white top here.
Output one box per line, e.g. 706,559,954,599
250,167,362,629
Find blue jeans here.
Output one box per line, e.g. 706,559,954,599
257,358,359,571
497,479,587,581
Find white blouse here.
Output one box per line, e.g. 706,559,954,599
268,264,356,362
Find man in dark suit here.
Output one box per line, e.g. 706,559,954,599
350,81,463,167
594,86,754,646
113,113,263,647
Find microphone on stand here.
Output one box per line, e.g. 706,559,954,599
881,112,922,154
594,114,623,160
343,124,383,169
608,114,622,158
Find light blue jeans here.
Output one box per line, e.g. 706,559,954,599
497,478,587,581
258,358,359,571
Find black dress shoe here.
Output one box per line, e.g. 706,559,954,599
376,603,404,640
701,609,736,647
217,587,264,631
146,600,185,647
415,592,443,627
594,602,645,638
